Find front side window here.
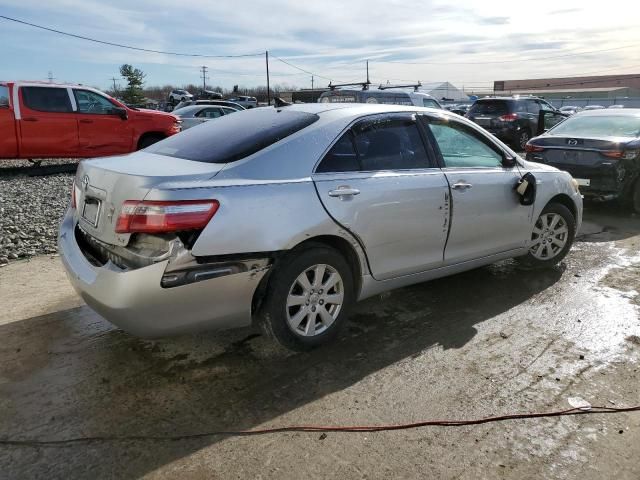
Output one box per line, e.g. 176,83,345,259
74,90,116,115
428,120,503,168
22,87,72,113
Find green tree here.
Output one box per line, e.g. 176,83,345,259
119,64,146,105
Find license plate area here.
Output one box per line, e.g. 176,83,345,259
575,178,591,187
81,197,101,227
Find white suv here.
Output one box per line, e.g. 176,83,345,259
228,96,258,108
168,89,193,104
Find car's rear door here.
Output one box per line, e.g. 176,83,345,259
18,85,79,157
73,89,133,156
313,113,450,280
421,115,532,264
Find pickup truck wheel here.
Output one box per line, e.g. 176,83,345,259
518,203,576,268
137,134,164,150
257,245,354,351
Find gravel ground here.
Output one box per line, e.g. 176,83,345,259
0,173,73,265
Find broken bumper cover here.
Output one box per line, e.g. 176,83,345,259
58,209,268,337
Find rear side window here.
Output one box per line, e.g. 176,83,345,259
423,99,440,108
22,87,72,113
316,114,430,173
468,100,511,116
146,108,319,163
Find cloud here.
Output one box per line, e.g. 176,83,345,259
476,16,511,25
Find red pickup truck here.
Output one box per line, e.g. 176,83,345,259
0,81,180,159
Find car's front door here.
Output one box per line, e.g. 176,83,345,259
18,86,79,157
73,89,133,156
421,115,533,264
313,113,450,280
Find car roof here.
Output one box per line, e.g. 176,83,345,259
574,108,640,117
281,102,450,118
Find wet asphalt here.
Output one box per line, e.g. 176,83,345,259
0,204,639,479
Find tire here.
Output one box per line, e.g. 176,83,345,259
514,129,531,151
137,134,164,150
257,244,354,351
518,203,576,268
632,179,640,214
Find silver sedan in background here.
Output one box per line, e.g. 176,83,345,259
172,104,239,130
59,104,582,350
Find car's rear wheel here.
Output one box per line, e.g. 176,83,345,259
137,134,164,149
632,179,640,214
515,129,531,151
518,203,576,268
257,244,354,350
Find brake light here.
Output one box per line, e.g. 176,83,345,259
498,113,518,122
115,200,219,234
602,150,623,159
525,143,545,153
602,149,639,160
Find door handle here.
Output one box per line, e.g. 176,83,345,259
452,182,473,190
22,117,38,122
79,119,94,124
328,186,361,198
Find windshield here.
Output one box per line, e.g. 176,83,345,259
549,115,640,138
146,108,319,163
468,100,511,115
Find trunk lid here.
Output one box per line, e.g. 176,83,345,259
534,136,634,168
74,151,225,246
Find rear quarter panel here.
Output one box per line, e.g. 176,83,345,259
0,94,18,157
144,180,368,269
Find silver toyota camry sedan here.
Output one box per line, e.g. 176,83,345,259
59,104,583,350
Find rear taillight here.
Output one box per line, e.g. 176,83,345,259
498,113,518,122
525,143,545,153
115,200,219,234
602,149,639,160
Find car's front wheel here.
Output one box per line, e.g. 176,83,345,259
519,203,576,268
257,244,354,350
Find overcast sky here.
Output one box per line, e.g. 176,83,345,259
1,0,639,92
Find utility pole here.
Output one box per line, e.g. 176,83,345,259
47,71,55,83
200,65,209,91
265,51,271,106
311,75,314,90
109,77,119,95
366,60,369,84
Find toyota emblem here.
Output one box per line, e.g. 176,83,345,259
567,139,578,146
81,175,90,191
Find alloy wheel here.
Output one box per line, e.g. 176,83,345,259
286,264,344,337
529,213,569,260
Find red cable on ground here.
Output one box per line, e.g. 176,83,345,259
1,405,639,447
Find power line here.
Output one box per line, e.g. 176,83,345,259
0,15,263,58
272,56,336,82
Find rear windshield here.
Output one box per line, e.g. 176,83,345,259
146,108,319,163
468,100,512,115
549,115,640,138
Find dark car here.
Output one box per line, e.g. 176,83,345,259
526,109,640,212
198,90,223,100
466,97,558,150
449,103,471,116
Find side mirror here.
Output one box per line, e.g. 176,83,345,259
112,107,128,120
503,153,517,168
537,110,568,135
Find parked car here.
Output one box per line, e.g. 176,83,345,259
172,104,238,130
168,89,193,104
608,104,625,109
318,87,442,109
449,103,471,116
559,106,583,115
198,90,223,100
526,109,640,212
583,105,605,111
59,104,582,350
172,99,245,111
0,81,180,159
466,96,559,150
227,96,258,108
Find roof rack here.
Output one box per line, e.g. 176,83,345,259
328,81,371,91
378,82,422,92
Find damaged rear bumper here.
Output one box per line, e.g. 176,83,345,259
58,208,269,337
